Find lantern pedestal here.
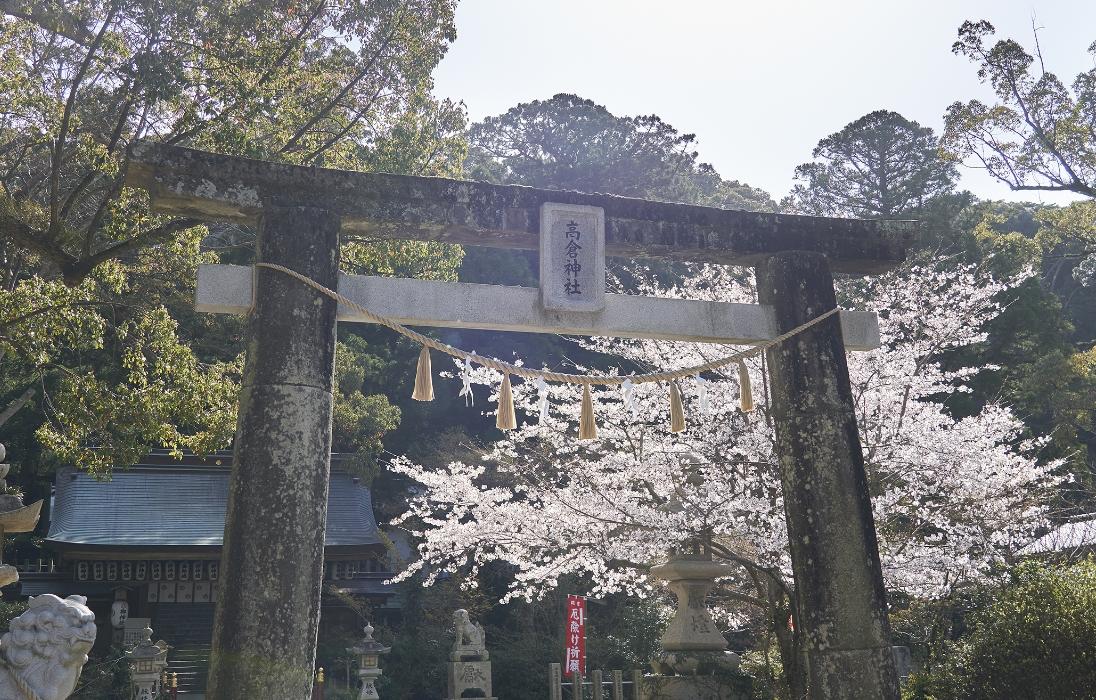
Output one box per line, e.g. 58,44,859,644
635,556,747,700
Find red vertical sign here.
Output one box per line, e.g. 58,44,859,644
564,594,587,676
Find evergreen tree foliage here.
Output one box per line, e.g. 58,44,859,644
466,93,775,210
788,110,961,224
0,0,466,475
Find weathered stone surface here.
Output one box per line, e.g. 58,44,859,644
539,202,606,311
0,594,97,700
126,141,916,274
756,251,899,699
649,557,733,653
207,207,340,700
446,661,494,700
196,263,882,350
638,674,750,700
891,645,912,683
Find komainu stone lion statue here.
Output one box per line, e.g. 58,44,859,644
450,608,488,661
0,594,96,700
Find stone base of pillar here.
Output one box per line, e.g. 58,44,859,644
636,673,752,700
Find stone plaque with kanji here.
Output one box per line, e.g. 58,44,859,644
539,203,605,312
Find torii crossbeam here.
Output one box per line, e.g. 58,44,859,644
125,141,915,700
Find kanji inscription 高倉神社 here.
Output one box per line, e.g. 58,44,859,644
539,203,605,312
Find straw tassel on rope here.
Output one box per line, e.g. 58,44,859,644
496,373,517,431
578,384,598,440
259,263,839,392
412,346,434,401
668,381,686,433
737,359,754,412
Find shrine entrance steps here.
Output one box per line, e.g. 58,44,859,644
153,602,214,695
166,644,210,696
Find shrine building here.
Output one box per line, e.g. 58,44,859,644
16,450,398,694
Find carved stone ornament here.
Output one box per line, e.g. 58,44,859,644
0,594,97,700
450,609,488,661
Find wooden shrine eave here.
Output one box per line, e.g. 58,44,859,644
125,141,917,274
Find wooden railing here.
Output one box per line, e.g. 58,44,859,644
548,662,644,700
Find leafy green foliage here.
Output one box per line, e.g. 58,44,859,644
0,0,467,474
905,559,1096,700
1,0,462,282
0,599,26,633
37,306,242,476
333,335,401,477
1034,202,1096,344
69,646,134,699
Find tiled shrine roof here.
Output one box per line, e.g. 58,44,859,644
46,453,382,549
1021,517,1096,555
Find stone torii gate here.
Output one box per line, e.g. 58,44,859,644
125,141,915,700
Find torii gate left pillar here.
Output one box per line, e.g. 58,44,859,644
126,141,915,700
208,205,341,698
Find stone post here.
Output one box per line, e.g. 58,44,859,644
207,206,341,699
591,669,603,699
756,251,899,699
549,662,563,700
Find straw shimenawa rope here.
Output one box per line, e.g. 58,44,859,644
256,262,840,386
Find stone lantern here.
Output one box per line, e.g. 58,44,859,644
127,626,169,700
348,622,390,699
0,443,43,589
643,553,743,699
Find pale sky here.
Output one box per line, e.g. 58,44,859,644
432,0,1095,205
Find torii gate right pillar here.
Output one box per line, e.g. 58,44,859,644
757,251,900,699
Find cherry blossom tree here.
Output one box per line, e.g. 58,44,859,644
390,259,1064,681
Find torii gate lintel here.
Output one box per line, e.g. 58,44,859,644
125,141,916,274
125,141,908,700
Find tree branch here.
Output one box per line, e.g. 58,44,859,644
48,2,119,237
60,216,201,284
0,0,94,44
0,207,76,267
279,19,401,154
0,385,36,429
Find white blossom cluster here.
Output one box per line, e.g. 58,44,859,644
390,260,1064,603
